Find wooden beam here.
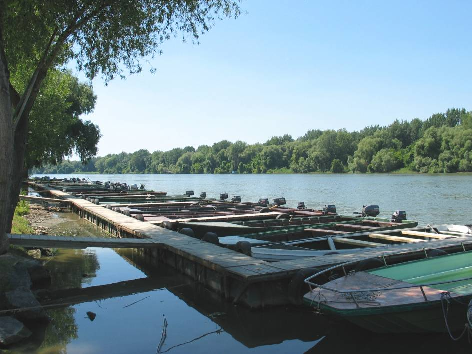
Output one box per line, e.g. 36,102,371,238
401,230,452,240
19,195,67,204
333,237,383,248
369,233,425,243
305,228,347,235
335,223,377,230
162,212,282,223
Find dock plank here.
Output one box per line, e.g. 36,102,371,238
401,230,452,239
333,237,383,248
369,233,425,243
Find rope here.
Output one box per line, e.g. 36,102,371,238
440,292,470,341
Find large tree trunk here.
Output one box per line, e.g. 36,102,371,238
0,30,13,255
6,64,49,230
6,116,30,232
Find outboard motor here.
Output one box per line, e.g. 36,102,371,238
140,184,145,190
231,195,242,203
391,210,407,223
220,193,228,201
200,192,207,199
185,190,194,197
362,205,380,217
258,198,269,206
297,202,306,210
273,197,286,206
323,204,337,214
130,184,138,190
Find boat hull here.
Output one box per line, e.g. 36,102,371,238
304,296,469,333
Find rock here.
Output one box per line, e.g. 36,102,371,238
5,287,50,323
9,265,32,290
86,311,96,321
27,264,51,289
0,316,32,346
27,249,42,259
13,256,50,289
40,248,55,257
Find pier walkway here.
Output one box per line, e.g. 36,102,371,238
27,182,472,308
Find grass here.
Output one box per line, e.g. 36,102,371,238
11,200,34,234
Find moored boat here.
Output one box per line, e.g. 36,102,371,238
303,247,472,333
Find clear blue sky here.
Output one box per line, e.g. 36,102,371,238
84,0,472,156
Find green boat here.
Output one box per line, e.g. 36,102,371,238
303,249,472,333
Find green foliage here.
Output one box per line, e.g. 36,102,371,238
11,68,100,169
330,159,345,173
33,108,472,175
413,126,472,173
15,200,30,216
11,201,33,234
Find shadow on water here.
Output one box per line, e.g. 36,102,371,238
19,246,472,353
306,319,472,354
117,248,327,348
29,246,324,353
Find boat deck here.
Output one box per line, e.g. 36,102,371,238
304,271,447,311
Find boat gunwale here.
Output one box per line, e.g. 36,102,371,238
304,246,472,296
303,292,471,317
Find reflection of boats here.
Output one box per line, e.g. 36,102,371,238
303,247,472,333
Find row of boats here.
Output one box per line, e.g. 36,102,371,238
34,178,472,337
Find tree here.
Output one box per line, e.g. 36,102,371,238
23,69,100,169
0,0,241,254
330,159,345,173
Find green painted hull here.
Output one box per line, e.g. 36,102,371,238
304,251,472,333
304,294,469,333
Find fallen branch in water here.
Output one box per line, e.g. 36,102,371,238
156,316,168,353
159,327,224,353
123,295,150,308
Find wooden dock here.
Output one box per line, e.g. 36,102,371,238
25,181,472,308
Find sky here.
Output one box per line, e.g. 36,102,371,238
80,0,472,157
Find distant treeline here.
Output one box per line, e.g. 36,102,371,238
33,108,472,175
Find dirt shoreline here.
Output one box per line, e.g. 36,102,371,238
24,205,68,235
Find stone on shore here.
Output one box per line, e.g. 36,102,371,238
0,316,32,346
4,287,50,323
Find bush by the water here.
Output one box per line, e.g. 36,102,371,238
11,201,33,234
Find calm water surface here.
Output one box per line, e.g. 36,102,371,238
35,173,472,225
25,174,472,353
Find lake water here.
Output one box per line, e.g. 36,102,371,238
34,173,472,225
25,173,472,353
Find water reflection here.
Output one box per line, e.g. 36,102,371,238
34,247,322,353
306,320,471,354
33,246,472,353
36,249,100,353
118,248,326,348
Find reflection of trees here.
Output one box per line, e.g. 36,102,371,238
39,307,78,354
45,249,100,290
38,249,100,352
